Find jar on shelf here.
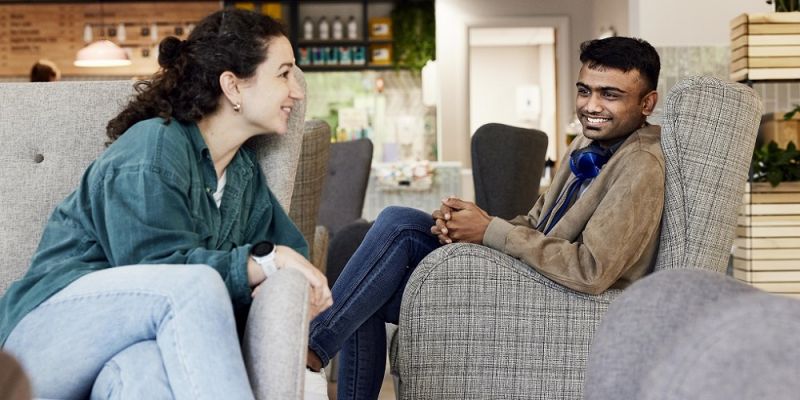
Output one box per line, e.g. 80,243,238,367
318,16,330,40
303,17,314,40
332,16,343,40
347,16,358,40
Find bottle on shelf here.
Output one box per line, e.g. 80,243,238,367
347,16,358,40
318,16,330,40
332,16,343,40
303,17,314,40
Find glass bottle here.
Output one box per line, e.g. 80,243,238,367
303,17,314,40
347,15,358,40
332,16,343,40
318,16,330,40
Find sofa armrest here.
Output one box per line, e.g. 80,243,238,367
243,267,309,400
394,243,619,399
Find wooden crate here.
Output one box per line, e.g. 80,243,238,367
730,13,800,81
735,181,800,294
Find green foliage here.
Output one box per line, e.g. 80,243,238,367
751,140,800,186
770,0,800,12
391,1,435,71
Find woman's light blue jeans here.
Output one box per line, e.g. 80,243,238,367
308,206,441,400
4,264,254,400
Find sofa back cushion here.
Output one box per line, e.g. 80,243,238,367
0,70,307,295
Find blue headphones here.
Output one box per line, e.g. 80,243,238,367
536,140,620,234
569,142,613,180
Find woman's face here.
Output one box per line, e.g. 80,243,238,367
238,35,304,135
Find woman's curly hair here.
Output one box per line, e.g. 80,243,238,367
106,9,288,142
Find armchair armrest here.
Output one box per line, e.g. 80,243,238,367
243,267,310,400
394,243,618,399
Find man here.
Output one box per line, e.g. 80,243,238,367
432,36,663,294
302,36,665,400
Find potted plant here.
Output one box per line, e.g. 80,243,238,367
766,0,800,12
734,120,800,294
391,1,435,72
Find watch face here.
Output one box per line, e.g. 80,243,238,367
252,241,275,257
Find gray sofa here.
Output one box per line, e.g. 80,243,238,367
0,76,311,399
392,76,763,399
585,269,800,400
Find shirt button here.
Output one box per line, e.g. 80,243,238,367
206,187,211,193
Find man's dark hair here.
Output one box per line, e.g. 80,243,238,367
579,37,660,93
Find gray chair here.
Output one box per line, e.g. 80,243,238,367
0,74,311,399
317,138,374,237
391,76,763,399
317,138,374,285
472,123,549,220
585,269,800,400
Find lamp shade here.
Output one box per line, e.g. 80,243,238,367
74,40,131,67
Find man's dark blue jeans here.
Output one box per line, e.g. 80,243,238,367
308,206,442,399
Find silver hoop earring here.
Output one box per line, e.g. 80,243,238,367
233,103,242,113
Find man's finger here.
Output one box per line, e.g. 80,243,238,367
443,197,470,210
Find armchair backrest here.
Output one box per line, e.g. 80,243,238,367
0,69,307,295
654,76,762,273
288,119,331,252
471,123,548,220
317,138,373,236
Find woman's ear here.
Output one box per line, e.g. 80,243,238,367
641,90,658,117
219,71,240,108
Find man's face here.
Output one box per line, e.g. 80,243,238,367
575,64,656,146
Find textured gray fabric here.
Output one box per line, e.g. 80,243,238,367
317,138,373,236
397,243,616,400
244,267,310,400
393,76,762,399
655,76,762,273
0,74,309,398
585,269,800,400
472,123,549,220
0,81,132,295
288,119,331,265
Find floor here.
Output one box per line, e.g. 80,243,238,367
326,363,396,400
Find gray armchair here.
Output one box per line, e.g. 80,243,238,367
391,76,762,398
585,269,800,400
0,74,311,399
472,123,549,220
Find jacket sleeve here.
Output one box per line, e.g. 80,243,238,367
90,167,254,309
246,183,309,260
482,151,665,295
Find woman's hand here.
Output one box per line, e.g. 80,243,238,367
274,245,333,318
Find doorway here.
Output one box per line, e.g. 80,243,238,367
466,17,569,162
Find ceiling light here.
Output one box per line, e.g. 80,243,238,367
74,39,131,67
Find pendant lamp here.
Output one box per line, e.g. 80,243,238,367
74,3,131,68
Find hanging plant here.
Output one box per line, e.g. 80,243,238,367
767,0,800,12
391,1,435,72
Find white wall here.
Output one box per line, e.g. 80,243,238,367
469,45,541,134
593,0,630,37
630,0,772,46
436,0,588,165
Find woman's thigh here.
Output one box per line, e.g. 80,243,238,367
4,264,231,399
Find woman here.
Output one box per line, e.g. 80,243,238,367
0,9,331,399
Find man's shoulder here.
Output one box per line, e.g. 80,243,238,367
625,124,663,161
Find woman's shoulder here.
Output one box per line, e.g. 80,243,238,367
95,117,196,178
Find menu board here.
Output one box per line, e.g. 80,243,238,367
0,2,221,77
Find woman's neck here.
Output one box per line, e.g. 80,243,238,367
196,113,248,179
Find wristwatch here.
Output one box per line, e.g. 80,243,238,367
251,241,278,279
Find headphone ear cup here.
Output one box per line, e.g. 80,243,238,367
569,145,611,180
